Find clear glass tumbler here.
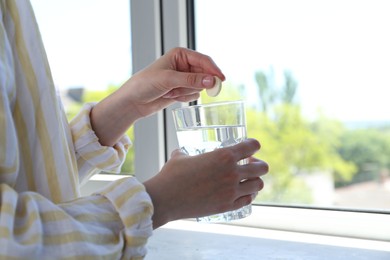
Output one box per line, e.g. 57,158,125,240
172,100,251,222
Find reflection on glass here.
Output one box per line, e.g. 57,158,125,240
195,0,390,211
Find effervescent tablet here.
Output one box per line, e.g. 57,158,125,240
206,76,222,97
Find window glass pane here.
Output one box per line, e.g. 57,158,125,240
195,0,390,211
31,0,135,174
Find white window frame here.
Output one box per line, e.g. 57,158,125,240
86,0,390,243
130,0,165,182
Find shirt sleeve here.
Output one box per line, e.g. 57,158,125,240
0,77,154,259
69,102,132,184
0,177,153,259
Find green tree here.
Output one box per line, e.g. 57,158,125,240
310,113,357,181
201,75,357,204
254,71,276,114
247,104,356,204
250,70,356,204
337,128,390,186
281,70,298,104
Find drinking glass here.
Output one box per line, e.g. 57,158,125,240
172,100,251,222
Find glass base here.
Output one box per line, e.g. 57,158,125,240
196,204,252,223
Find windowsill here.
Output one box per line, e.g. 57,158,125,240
81,174,390,259
146,220,390,260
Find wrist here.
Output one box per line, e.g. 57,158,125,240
143,176,178,229
90,91,139,146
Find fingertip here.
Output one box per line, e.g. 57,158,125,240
264,161,269,174
245,138,261,150
202,76,214,87
258,178,265,190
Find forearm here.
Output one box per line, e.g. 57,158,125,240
90,89,140,147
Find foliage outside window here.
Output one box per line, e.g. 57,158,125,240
195,0,390,211
200,73,390,209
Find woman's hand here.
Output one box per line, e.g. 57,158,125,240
91,47,225,146
143,138,269,229
119,47,225,117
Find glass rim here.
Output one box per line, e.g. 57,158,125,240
172,100,245,112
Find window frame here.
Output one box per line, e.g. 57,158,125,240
130,0,190,182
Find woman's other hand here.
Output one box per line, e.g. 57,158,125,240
143,138,269,229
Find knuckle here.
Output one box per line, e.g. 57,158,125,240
226,186,239,199
168,47,183,57
186,74,198,86
217,148,236,164
201,54,213,64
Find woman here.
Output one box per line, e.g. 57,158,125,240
0,0,268,259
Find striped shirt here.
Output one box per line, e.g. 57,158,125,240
0,0,153,259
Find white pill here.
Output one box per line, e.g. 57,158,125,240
206,76,222,97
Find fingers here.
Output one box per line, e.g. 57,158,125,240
233,178,264,209
165,71,220,92
162,47,225,92
169,47,225,80
173,93,200,102
233,193,257,210
240,177,264,193
235,158,267,202
162,86,202,99
240,159,269,179
226,138,261,162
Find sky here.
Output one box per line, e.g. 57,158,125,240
31,0,131,90
31,0,390,123
195,0,390,122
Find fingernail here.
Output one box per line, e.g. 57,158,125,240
202,76,214,87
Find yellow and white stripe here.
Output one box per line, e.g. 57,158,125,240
0,0,153,259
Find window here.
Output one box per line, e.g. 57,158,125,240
31,0,135,173
194,0,390,212
32,0,390,241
